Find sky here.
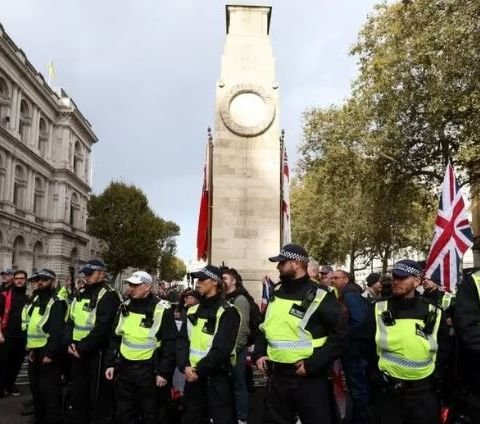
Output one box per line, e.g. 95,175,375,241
0,0,379,264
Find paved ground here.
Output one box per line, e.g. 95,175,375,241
0,385,266,424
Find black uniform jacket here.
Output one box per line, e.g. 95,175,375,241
28,288,68,359
360,295,450,380
104,294,177,379
254,274,348,377
176,294,241,378
64,281,120,356
454,270,480,393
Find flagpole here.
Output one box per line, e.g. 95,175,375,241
279,129,285,249
207,127,213,265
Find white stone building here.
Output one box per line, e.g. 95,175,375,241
0,23,100,277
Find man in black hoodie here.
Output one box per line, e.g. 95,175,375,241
177,265,240,424
0,269,28,397
255,244,348,424
24,269,67,424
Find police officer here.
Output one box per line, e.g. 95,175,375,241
104,271,177,424
255,244,348,424
454,267,480,421
24,269,67,424
177,265,241,424
65,259,120,424
362,259,449,424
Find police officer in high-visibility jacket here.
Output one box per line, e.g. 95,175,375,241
454,267,480,421
24,269,67,424
65,259,120,424
361,259,449,424
255,244,348,424
177,265,241,424
104,271,177,424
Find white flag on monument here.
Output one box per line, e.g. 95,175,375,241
282,146,291,244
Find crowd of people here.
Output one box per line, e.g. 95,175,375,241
0,243,480,424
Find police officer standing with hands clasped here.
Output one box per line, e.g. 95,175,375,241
104,271,177,424
177,265,241,424
24,269,67,424
65,259,120,424
361,259,449,424
255,243,348,424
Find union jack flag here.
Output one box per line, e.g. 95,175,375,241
425,162,473,292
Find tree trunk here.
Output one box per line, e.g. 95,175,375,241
382,246,391,274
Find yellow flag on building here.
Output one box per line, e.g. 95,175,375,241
47,59,56,85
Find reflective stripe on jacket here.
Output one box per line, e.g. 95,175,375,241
186,303,237,367
260,287,328,363
115,299,169,361
375,299,441,380
70,287,107,341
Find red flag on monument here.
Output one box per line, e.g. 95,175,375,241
424,162,473,292
281,146,291,244
196,145,210,261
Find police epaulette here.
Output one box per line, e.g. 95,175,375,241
315,282,333,293
372,297,390,305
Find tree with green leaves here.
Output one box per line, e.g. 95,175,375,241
87,182,181,281
352,0,480,187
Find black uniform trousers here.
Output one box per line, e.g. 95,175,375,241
181,372,236,424
0,336,26,391
262,371,334,424
28,352,63,424
371,380,440,424
114,361,158,424
67,351,114,424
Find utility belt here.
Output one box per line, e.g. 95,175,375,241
377,373,433,394
117,356,154,369
266,361,306,377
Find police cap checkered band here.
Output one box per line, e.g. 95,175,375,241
391,259,422,278
125,271,152,285
191,265,223,283
36,269,56,280
79,259,106,276
269,243,309,264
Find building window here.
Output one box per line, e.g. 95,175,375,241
19,99,32,143
12,235,25,269
32,241,43,273
38,117,48,157
70,192,79,227
73,141,83,176
13,165,26,209
0,77,11,128
33,177,44,216
0,152,5,201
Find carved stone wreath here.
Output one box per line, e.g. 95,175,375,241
220,84,275,137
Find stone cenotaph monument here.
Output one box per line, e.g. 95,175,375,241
210,5,281,297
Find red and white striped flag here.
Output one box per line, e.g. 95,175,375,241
196,144,210,261
281,147,291,245
424,162,473,292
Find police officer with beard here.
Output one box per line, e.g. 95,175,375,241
255,244,348,424
361,259,449,424
24,269,67,424
65,259,120,424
